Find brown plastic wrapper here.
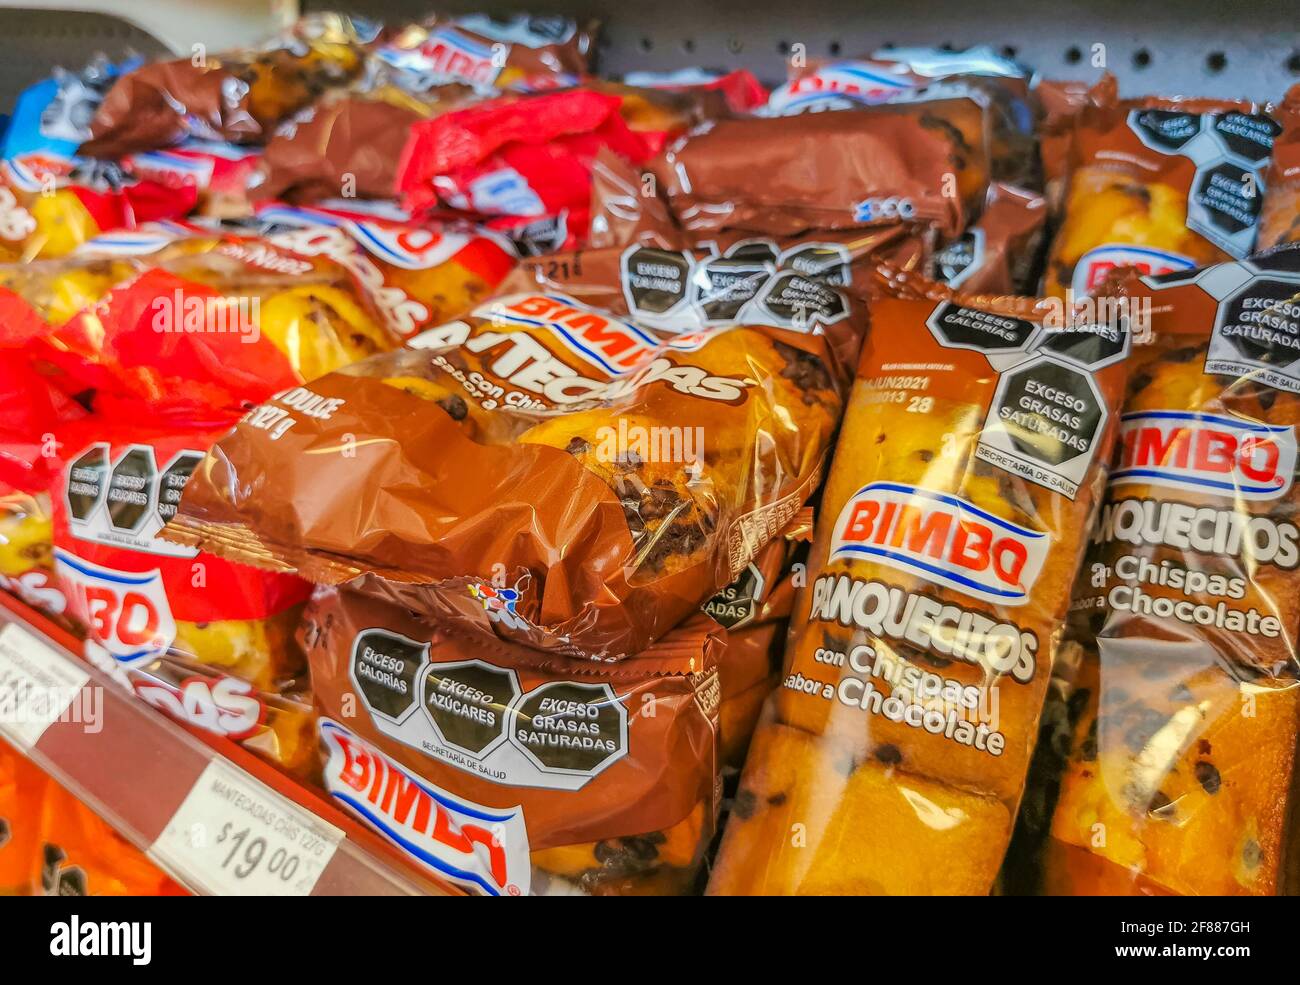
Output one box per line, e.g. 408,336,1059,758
1035,78,1101,216
164,247,865,660
648,106,969,240
1258,84,1300,250
709,507,813,771
707,272,1131,895
256,84,482,204
301,586,718,896
587,146,934,275
932,182,1047,295
1043,75,1279,300
78,14,371,158
1041,246,1300,896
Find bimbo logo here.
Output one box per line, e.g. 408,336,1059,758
411,28,502,86
1072,244,1195,295
319,720,530,896
54,549,174,665
477,294,711,376
1114,410,1297,500
828,482,1050,605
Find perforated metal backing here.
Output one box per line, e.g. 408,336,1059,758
310,0,1300,100
3,1,1300,110
0,8,167,112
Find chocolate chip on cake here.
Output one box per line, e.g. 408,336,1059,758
1194,760,1222,795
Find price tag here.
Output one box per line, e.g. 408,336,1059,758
151,759,343,896
0,622,90,750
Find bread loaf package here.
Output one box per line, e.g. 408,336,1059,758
707,272,1131,895
164,245,867,660
301,586,719,896
1043,246,1300,895
1044,76,1279,300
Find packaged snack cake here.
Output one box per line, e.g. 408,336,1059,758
373,13,596,91
1044,76,1279,300
1258,84,1300,250
649,106,968,241
0,163,197,263
164,246,867,660
0,740,44,895
251,201,517,340
761,48,1038,226
78,13,372,158
708,509,813,771
931,182,1047,296
707,271,1130,895
37,780,187,896
301,586,719,896
0,232,402,773
0,309,86,622
1043,246,1300,895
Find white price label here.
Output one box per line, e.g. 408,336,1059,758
151,759,343,896
0,622,90,750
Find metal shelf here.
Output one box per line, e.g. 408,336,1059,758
0,591,458,896
310,0,1300,100
0,1,1297,107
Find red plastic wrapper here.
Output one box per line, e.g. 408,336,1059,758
373,13,596,91
121,141,263,219
164,246,869,661
396,89,659,253
302,587,719,896
0,235,403,778
78,13,372,158
0,162,199,262
0,312,85,621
